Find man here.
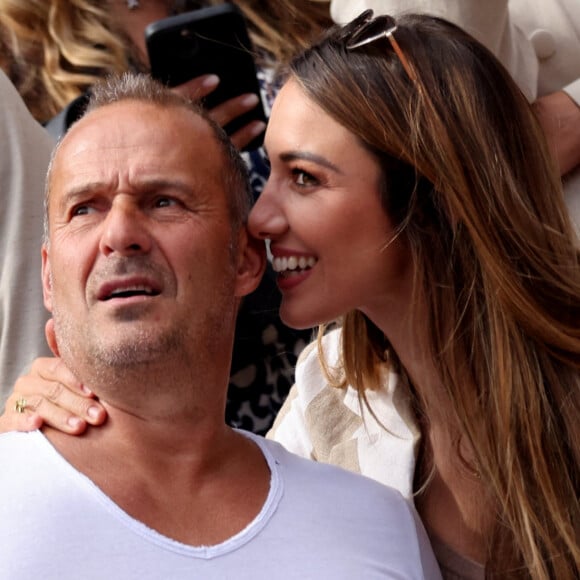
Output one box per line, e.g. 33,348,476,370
0,73,440,579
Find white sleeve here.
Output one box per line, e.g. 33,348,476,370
266,341,318,459
563,78,580,106
266,385,316,458
329,0,539,100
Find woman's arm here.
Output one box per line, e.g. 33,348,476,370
0,320,107,435
0,357,107,434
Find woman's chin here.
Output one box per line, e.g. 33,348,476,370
279,303,334,331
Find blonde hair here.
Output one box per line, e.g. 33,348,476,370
0,0,331,123
220,0,333,65
0,0,129,122
292,12,580,578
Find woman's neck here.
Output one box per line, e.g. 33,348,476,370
368,298,495,563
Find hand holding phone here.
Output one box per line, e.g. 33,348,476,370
171,75,267,151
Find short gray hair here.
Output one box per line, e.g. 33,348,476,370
44,72,253,242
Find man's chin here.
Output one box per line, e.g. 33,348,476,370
60,326,182,370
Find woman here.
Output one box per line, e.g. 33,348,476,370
4,10,579,578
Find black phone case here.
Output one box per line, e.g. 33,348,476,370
145,4,267,150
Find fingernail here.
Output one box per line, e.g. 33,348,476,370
249,121,267,136
81,384,93,395
240,93,259,107
88,406,101,420
68,416,84,429
201,74,220,89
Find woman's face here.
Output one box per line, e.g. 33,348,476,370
248,79,412,330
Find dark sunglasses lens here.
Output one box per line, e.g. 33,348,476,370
349,15,392,47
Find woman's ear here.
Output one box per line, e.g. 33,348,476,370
234,227,267,298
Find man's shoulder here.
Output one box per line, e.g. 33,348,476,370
249,430,408,507
0,430,56,471
244,431,441,579
0,431,64,502
0,429,43,449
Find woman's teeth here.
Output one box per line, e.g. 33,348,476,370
272,255,317,273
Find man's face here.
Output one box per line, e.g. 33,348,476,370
42,101,260,373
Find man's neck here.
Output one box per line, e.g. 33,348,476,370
42,356,271,547
43,375,233,489
43,404,271,546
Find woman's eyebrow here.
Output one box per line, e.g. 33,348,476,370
277,150,343,174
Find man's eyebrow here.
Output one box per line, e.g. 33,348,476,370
127,179,196,194
60,179,194,202
58,182,110,205
271,149,343,174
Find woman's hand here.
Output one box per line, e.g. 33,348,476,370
0,357,107,435
171,75,267,150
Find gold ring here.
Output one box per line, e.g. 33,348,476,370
15,398,27,414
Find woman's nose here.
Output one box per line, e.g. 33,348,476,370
248,186,288,241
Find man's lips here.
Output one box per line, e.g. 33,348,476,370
97,277,162,301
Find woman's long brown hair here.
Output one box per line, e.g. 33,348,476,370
292,13,579,578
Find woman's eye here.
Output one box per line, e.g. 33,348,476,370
292,168,318,187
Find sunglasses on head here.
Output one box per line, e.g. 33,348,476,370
344,10,416,82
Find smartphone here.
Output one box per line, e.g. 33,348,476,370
145,4,267,150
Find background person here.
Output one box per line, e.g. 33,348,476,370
0,70,54,406
328,0,580,233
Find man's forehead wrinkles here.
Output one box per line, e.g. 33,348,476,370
64,141,147,159
58,176,197,200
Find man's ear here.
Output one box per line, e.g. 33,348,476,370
234,228,266,298
41,245,54,313
45,319,60,357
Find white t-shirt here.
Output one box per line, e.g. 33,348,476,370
0,430,441,579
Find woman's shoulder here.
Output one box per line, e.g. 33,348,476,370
293,327,343,388
270,327,420,497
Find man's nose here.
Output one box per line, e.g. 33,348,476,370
99,199,152,257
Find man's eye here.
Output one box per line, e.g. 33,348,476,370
72,205,92,216
155,197,175,208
